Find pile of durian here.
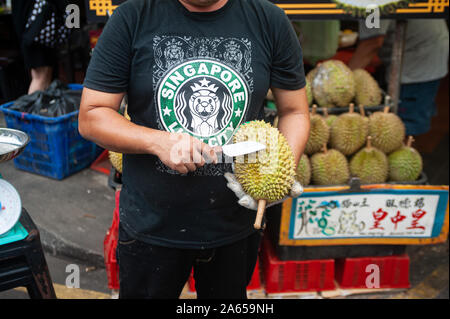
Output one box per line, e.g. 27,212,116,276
304,59,382,108
297,104,424,186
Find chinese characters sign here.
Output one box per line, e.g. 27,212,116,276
280,186,449,246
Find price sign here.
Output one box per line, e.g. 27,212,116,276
279,185,449,246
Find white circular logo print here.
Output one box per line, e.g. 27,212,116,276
157,59,249,146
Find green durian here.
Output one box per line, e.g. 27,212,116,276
312,60,355,108
369,106,406,154
305,105,330,155
333,1,413,17
296,154,311,186
388,136,423,182
350,136,389,184
330,103,369,155
233,120,296,203
353,69,382,107
306,79,313,106
311,145,350,185
323,106,337,128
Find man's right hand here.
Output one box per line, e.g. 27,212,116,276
155,132,219,174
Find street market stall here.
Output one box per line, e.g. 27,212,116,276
85,0,449,298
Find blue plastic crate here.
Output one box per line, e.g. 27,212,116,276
0,84,102,180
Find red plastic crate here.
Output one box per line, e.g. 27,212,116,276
103,190,121,290
335,255,410,289
188,257,262,293
90,149,112,175
261,238,335,294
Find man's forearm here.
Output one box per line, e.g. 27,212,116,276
277,112,310,165
79,106,165,155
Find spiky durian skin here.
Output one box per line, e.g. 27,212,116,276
325,115,338,128
109,151,123,173
296,154,311,186
305,114,330,155
312,60,355,108
353,69,382,107
233,121,296,202
306,80,313,106
311,149,350,185
108,112,130,174
350,147,389,184
369,112,405,154
330,112,368,155
388,146,423,182
306,68,319,84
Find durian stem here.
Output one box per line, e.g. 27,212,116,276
349,103,355,114
383,106,390,114
323,144,328,153
312,104,318,116
254,200,267,230
359,104,365,117
367,136,372,149
323,107,329,117
407,136,415,148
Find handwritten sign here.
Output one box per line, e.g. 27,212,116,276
279,185,449,246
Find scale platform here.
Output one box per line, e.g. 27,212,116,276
0,222,28,246
0,128,30,245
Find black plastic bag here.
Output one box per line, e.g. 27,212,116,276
11,80,81,117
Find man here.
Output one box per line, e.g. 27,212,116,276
79,0,309,299
348,19,449,136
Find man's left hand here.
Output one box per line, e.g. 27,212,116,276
224,172,303,210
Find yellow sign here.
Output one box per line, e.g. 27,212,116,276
89,0,118,16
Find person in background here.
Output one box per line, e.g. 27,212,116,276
348,19,449,136
11,0,56,94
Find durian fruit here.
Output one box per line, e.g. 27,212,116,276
108,111,131,174
353,69,382,107
306,67,319,84
359,104,370,127
323,107,337,128
388,136,423,182
305,105,330,155
305,80,313,106
311,145,350,185
109,151,123,173
296,154,311,186
350,136,389,184
233,120,296,229
330,103,368,156
369,106,405,154
312,60,355,108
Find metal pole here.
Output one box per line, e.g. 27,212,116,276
388,20,407,114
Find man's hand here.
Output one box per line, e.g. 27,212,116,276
225,172,303,210
155,132,219,174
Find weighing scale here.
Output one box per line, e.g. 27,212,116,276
0,128,30,245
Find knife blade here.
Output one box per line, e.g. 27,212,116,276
221,141,266,157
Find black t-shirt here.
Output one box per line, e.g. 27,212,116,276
84,0,305,249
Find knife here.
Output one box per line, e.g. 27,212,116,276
221,141,266,157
